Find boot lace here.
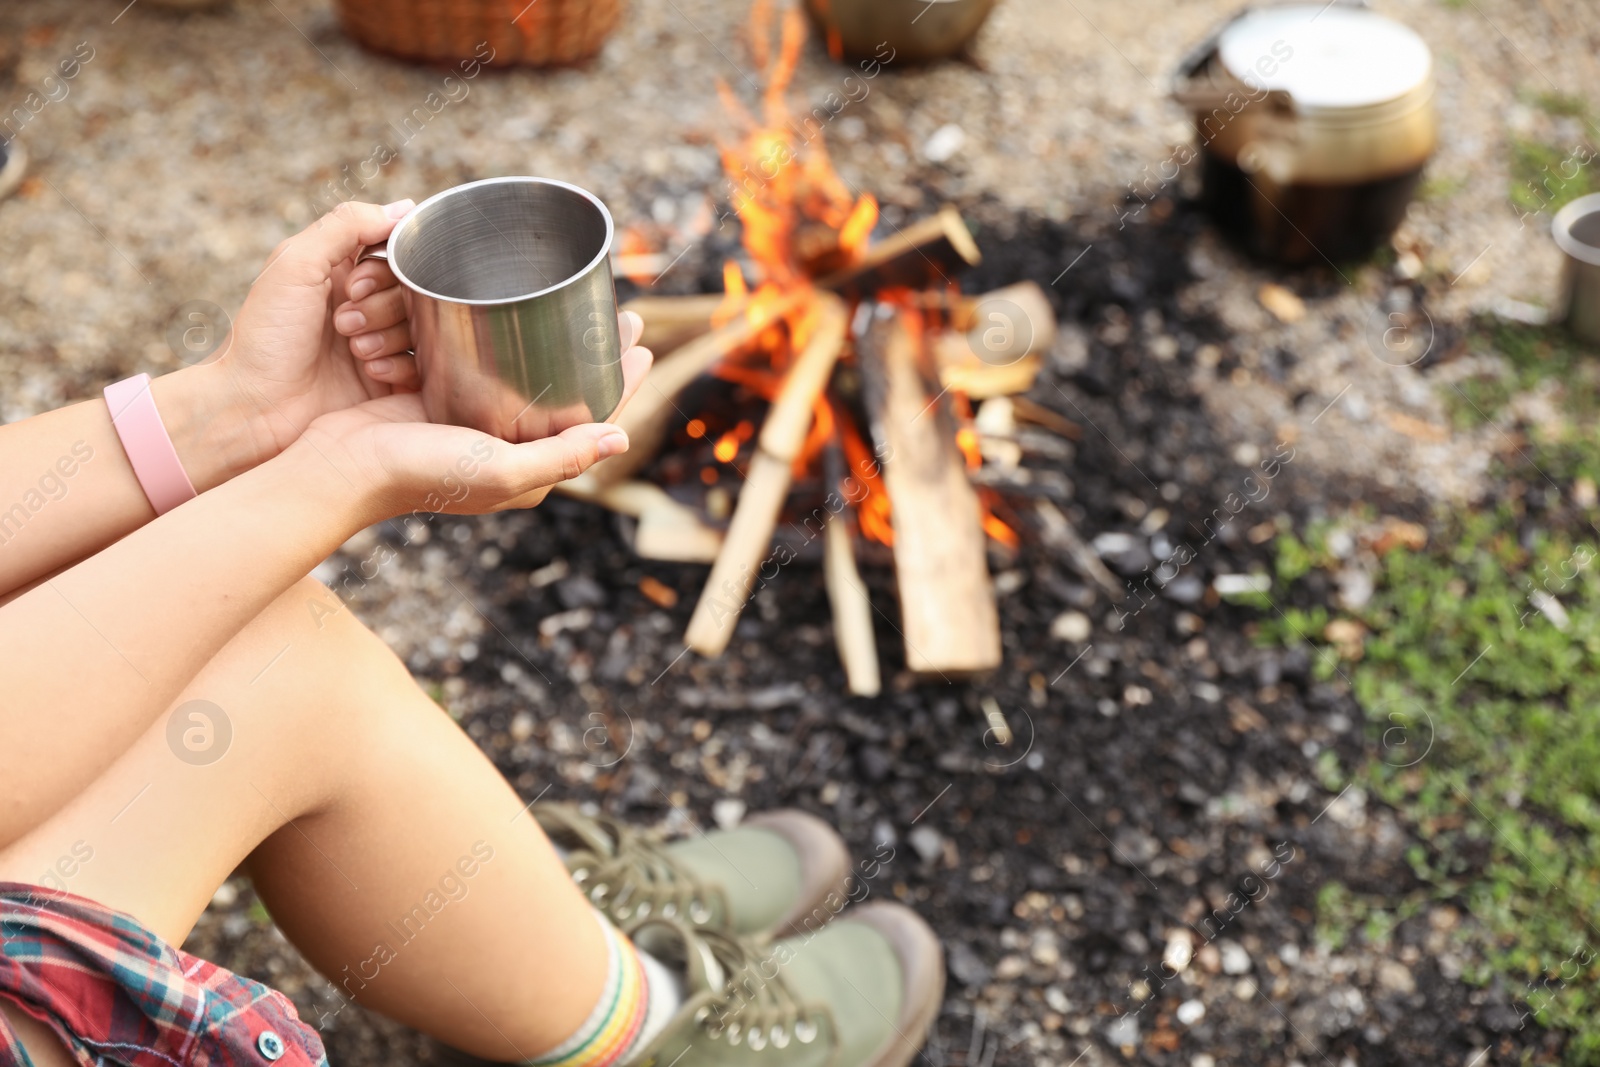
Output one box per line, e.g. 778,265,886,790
535,805,727,928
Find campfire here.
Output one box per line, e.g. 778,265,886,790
563,1,1061,693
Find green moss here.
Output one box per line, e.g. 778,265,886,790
1266,316,1600,1061
1509,136,1599,217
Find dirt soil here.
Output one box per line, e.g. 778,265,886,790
3,0,1597,1063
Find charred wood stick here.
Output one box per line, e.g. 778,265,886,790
685,294,850,657
816,205,981,298
1035,498,1123,599
859,306,1002,675
1010,396,1083,441
589,288,811,487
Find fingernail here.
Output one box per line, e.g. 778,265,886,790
383,199,415,220
622,309,644,348
596,430,629,459
335,309,366,334
349,277,377,301
350,333,382,356
367,357,394,375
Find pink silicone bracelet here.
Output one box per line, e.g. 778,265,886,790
104,373,198,515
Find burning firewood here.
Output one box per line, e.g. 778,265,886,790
684,293,850,656
815,205,982,297
859,306,1002,675
587,288,810,487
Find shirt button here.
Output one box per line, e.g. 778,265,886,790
257,1030,286,1061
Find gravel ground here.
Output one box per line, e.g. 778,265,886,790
3,0,1597,1063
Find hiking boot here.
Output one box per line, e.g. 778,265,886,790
534,803,851,940
623,902,944,1067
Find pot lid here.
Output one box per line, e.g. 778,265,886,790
1218,5,1432,111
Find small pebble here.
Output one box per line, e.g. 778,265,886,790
1219,940,1251,975
909,825,944,865
922,123,966,163
1050,610,1092,643
1176,1000,1206,1025
711,798,746,831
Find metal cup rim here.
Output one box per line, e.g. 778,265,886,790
385,175,615,307
1553,191,1600,268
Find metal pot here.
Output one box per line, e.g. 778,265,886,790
1173,4,1437,265
803,0,996,65
1554,193,1600,347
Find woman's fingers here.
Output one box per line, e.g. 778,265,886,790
610,344,655,418
335,284,408,337
362,353,420,390
347,322,413,360
264,199,414,291
346,257,399,304
619,309,643,351
488,421,628,507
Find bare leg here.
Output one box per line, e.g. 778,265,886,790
0,577,605,1062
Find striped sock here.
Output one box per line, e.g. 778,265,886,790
529,909,677,1067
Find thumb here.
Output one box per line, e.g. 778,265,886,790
264,199,415,290
496,422,630,496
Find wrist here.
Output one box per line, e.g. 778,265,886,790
266,435,384,536
150,362,285,492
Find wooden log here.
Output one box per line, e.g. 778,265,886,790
824,514,881,696
935,341,1042,399
946,282,1057,349
553,477,724,564
684,294,850,657
589,288,810,487
622,294,726,357
816,205,981,298
859,308,1002,675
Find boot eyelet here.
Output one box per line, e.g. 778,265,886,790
771,1026,791,1049
795,1020,818,1044
572,868,590,885
727,1025,742,1046
748,1029,767,1051
634,901,651,919
660,902,676,918
589,884,609,903
689,901,712,924
614,904,632,921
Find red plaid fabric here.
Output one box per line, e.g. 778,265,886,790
0,881,327,1067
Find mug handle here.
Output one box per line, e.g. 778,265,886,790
355,239,389,265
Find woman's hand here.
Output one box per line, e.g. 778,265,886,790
286,339,652,522
220,200,418,454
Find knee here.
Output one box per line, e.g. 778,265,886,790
241,577,411,696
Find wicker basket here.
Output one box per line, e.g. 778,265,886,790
337,0,622,68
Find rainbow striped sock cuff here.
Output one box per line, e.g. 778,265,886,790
530,909,650,1067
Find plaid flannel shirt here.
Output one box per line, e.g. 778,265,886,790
0,882,327,1067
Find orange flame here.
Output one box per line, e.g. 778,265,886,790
714,4,876,297
840,419,894,546
794,395,835,478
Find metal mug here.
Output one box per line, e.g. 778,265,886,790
360,176,624,442
1554,192,1600,347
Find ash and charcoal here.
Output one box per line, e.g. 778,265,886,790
229,201,1555,1067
